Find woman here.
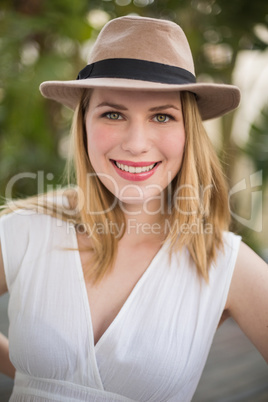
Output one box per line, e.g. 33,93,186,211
0,15,267,402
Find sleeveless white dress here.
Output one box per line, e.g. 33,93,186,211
0,211,241,401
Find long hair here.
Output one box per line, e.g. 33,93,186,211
167,92,230,281
0,90,230,283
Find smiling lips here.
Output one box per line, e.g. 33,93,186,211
111,159,161,181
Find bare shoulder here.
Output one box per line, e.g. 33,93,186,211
226,241,268,361
227,241,267,298
0,243,8,295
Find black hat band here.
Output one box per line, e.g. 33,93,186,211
77,58,196,85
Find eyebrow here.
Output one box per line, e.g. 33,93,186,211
96,102,180,111
96,102,128,110
148,104,180,112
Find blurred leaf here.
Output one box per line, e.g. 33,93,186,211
244,106,268,183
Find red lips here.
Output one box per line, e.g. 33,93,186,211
111,160,161,181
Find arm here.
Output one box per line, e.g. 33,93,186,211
225,241,268,362
0,332,15,379
0,243,8,295
0,243,15,379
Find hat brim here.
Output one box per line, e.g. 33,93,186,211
39,78,240,121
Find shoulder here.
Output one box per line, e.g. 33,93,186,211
226,241,268,361
227,241,267,307
0,209,53,234
0,188,76,232
208,231,242,282
236,241,267,270
0,208,73,244
0,209,75,292
220,231,242,261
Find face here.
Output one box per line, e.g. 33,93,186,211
85,88,185,212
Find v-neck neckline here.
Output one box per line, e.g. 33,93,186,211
72,227,167,352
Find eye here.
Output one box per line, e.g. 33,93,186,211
106,112,123,120
153,114,171,123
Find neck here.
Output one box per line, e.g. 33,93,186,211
120,199,168,245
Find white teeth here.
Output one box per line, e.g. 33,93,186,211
115,162,156,173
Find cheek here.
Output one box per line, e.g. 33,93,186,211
87,126,117,158
160,129,185,160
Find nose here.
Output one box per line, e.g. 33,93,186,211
121,121,151,155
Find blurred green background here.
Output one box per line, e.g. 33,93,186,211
0,0,267,256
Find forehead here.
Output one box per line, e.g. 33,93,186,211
88,88,181,107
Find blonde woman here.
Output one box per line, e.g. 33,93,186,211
0,16,267,402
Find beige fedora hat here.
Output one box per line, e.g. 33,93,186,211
40,15,240,120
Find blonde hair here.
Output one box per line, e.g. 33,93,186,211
0,91,230,283
168,92,230,281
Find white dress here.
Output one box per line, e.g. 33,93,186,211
0,211,241,401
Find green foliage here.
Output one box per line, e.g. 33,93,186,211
246,107,268,183
0,0,93,198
